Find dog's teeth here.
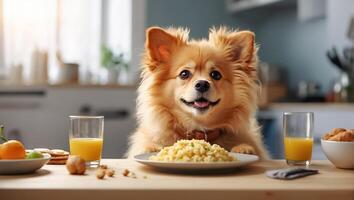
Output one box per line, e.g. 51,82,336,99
194,101,209,108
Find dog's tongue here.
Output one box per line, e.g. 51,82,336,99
194,101,210,108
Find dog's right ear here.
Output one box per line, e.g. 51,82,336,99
146,27,182,65
146,27,176,64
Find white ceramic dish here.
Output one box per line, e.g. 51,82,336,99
0,154,51,175
134,152,259,171
321,139,354,169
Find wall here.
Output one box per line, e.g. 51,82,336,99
255,0,354,93
146,0,257,39
145,0,354,94
327,0,354,50
254,7,337,93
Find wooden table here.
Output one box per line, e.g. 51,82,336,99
1,159,353,200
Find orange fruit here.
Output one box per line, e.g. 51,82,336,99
0,140,26,159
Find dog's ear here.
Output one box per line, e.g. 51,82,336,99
209,28,256,64
227,31,255,63
146,27,179,64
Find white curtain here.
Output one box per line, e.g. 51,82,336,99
2,0,131,84
3,0,56,82
59,0,101,82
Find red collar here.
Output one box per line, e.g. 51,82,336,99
176,129,222,142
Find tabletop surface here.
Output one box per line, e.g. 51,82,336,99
1,159,353,200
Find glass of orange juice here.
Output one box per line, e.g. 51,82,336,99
69,116,104,167
283,112,314,167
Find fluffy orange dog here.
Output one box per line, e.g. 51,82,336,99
127,26,269,159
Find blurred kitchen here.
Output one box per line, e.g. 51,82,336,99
0,0,353,159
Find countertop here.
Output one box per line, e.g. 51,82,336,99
1,159,353,200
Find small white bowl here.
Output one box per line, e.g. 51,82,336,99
321,139,354,169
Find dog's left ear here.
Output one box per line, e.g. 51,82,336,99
209,28,256,64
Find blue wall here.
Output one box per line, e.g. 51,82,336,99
146,0,338,93
146,0,257,38
255,8,337,92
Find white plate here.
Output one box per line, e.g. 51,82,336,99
0,154,51,175
134,152,259,171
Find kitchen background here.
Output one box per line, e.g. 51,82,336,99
0,0,353,159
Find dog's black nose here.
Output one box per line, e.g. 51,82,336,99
195,80,210,93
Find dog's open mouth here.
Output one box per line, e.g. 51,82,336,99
180,97,220,111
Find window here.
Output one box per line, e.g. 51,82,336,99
0,0,139,84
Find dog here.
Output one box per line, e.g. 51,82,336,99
126,26,269,159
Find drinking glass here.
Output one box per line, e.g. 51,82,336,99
69,116,104,167
283,112,314,167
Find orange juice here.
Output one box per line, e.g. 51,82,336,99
284,137,313,161
69,138,103,161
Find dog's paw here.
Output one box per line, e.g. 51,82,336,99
231,144,256,155
145,145,162,153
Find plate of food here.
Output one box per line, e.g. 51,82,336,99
134,139,259,171
0,128,51,175
0,151,51,175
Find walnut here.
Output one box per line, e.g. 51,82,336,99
106,168,115,177
122,169,130,176
96,168,106,179
99,164,108,169
66,155,86,175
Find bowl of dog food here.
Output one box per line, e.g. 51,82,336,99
321,128,354,169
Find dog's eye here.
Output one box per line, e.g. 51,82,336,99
179,70,191,80
210,70,222,80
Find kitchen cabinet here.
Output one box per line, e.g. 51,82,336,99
225,0,292,12
226,0,326,22
0,85,137,158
